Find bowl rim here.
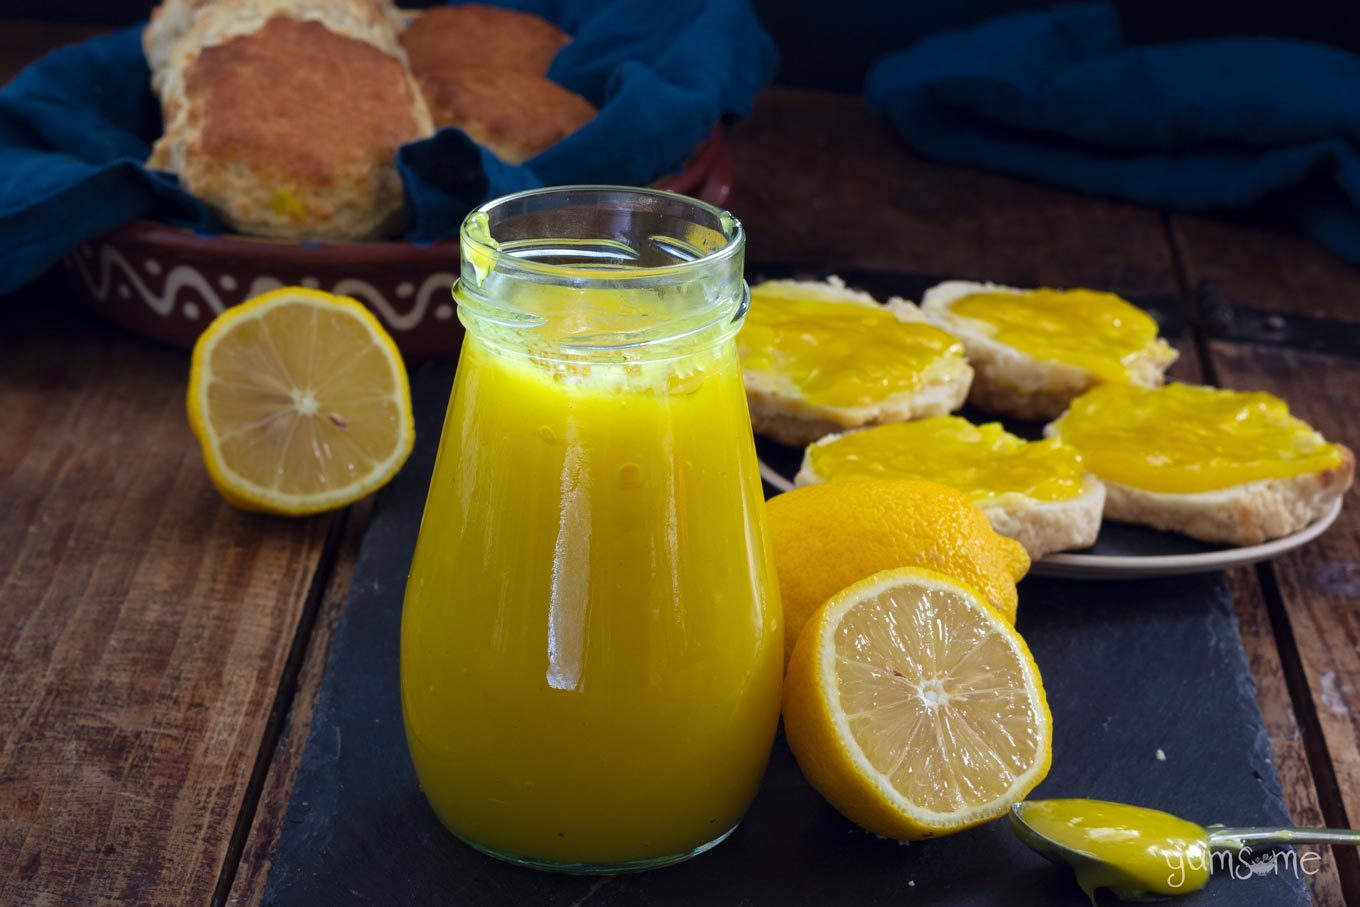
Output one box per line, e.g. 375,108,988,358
99,128,731,265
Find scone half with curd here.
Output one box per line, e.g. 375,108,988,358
894,281,1178,422
795,416,1105,559
738,278,972,447
1047,383,1354,546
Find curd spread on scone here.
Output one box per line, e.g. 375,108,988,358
739,285,967,409
804,416,1087,506
945,288,1167,383
1050,383,1347,493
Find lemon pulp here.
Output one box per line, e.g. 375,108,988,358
1053,383,1345,493
833,577,1046,817
187,288,414,515
949,288,1161,382
739,286,965,408
807,416,1086,505
781,567,1051,840
1014,799,1211,899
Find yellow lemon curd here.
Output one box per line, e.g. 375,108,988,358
1054,383,1345,494
738,286,965,408
806,416,1085,506
949,288,1161,382
1014,799,1211,899
402,320,783,866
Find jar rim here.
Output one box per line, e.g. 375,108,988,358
461,185,744,284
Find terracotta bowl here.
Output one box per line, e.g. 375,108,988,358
64,128,734,361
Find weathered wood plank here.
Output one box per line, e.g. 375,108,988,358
1206,343,1360,809
1227,568,1348,907
226,499,374,907
0,275,335,906
731,89,1179,296
1171,211,1357,905
1172,213,1360,323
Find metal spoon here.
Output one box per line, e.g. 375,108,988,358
1011,799,1360,901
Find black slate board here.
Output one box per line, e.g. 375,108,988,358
262,362,1311,907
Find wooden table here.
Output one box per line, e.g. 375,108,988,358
2,22,1357,907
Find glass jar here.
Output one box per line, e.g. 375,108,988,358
401,186,783,873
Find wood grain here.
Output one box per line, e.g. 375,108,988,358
0,275,335,905
1227,568,1348,907
226,499,373,907
1172,213,1360,904
1172,213,1360,322
730,89,1179,297
1202,342,1360,900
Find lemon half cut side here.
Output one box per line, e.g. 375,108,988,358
783,567,1052,840
187,287,415,516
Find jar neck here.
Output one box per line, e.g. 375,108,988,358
453,186,747,365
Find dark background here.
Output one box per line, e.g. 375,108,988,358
1,0,1356,92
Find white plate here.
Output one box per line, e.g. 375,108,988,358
758,453,1344,581
1030,497,1343,579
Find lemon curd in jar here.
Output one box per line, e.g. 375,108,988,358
1051,383,1346,493
738,285,966,408
401,188,782,872
805,416,1086,505
948,288,1163,382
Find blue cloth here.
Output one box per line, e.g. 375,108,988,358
866,3,1360,265
0,0,775,293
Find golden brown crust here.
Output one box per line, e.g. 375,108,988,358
417,65,595,163
154,0,407,99
400,3,570,76
165,17,431,239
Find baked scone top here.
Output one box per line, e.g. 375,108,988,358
188,18,422,182
400,3,570,76
173,16,431,238
417,65,596,164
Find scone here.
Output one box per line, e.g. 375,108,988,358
149,0,406,99
895,281,1178,422
400,3,570,76
795,416,1105,559
1047,383,1354,546
149,17,433,240
143,0,406,87
417,66,596,163
738,278,973,447
144,0,214,81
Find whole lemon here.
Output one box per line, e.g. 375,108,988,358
764,478,1029,665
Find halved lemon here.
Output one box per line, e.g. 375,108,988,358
782,567,1052,839
187,287,415,516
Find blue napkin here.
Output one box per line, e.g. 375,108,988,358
0,0,775,294
866,3,1360,265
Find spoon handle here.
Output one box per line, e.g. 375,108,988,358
1209,826,1360,850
